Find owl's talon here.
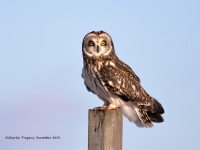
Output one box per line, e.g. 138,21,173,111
93,105,120,110
108,104,119,110
109,107,120,110
93,106,108,110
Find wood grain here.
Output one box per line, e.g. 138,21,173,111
88,109,122,150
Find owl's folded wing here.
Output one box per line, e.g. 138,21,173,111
98,60,151,106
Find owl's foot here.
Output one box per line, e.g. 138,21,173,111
94,106,108,110
93,104,119,110
108,104,119,110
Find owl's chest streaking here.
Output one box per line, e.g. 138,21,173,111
82,60,122,106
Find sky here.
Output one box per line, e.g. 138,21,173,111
0,0,200,149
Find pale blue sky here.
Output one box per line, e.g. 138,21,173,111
0,0,200,150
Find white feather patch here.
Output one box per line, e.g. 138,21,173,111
121,102,144,127
132,85,136,91
108,81,113,86
110,62,116,67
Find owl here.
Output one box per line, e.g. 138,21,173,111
81,31,164,127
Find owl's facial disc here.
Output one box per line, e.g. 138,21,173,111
83,33,112,57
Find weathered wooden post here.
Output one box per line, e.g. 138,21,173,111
88,109,123,150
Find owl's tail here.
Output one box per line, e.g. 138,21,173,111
135,99,164,127
147,98,164,123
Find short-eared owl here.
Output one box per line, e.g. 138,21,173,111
82,31,164,127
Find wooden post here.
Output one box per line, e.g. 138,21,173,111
88,109,123,150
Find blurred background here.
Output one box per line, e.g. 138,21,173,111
0,0,200,149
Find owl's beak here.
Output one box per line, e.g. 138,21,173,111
96,46,99,53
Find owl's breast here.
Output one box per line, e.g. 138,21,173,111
82,65,108,99
82,64,123,107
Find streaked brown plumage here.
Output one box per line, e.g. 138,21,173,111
82,31,164,127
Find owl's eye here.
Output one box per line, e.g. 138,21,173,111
89,41,95,46
101,40,106,46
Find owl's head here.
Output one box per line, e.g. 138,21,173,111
82,31,116,59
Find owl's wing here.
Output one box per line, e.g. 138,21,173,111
99,59,150,106
117,59,140,83
99,59,164,126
